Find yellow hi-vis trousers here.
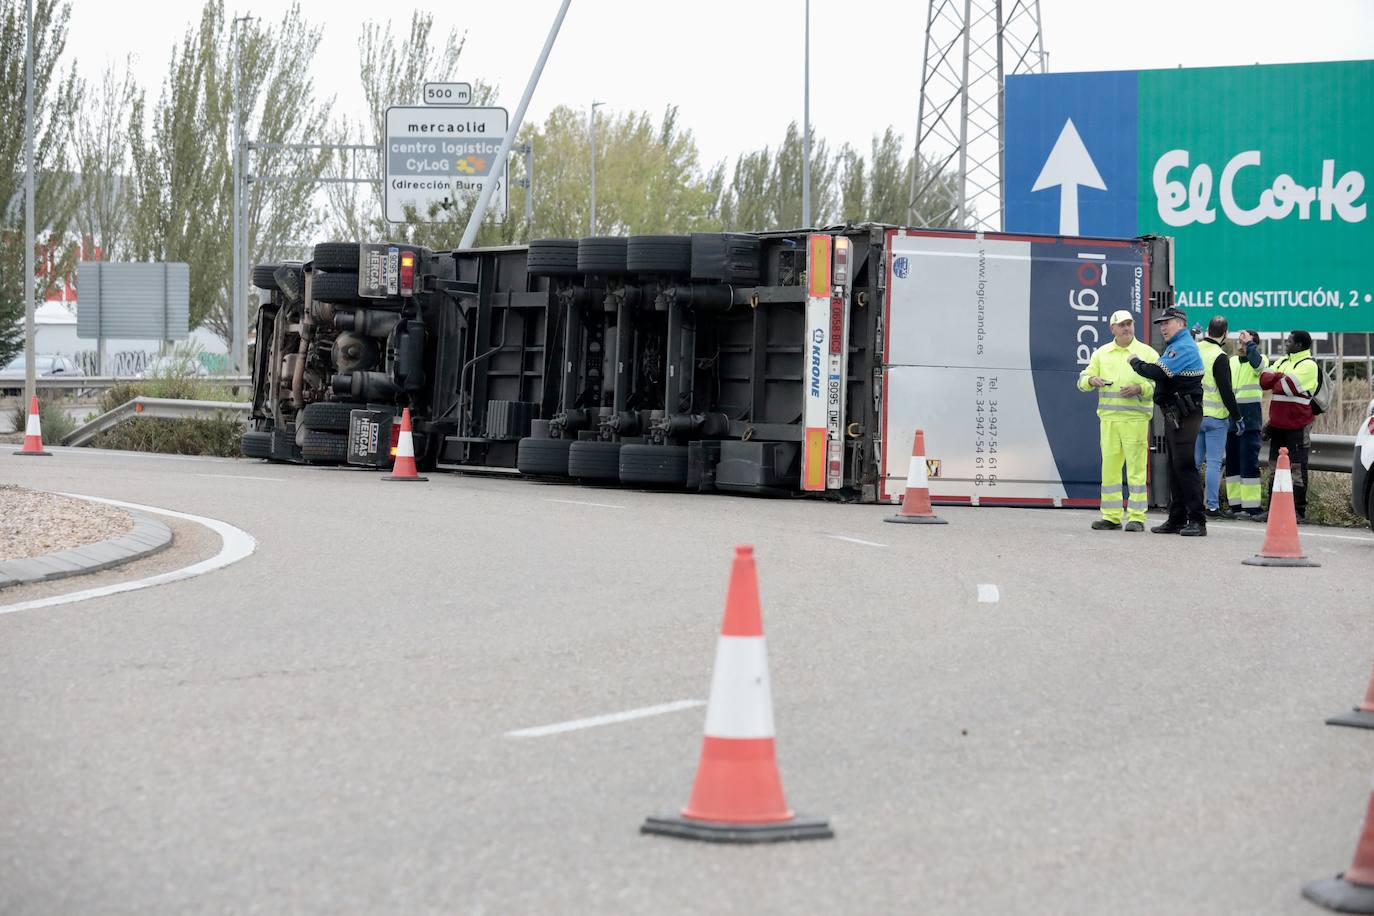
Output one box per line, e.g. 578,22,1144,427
1099,420,1149,524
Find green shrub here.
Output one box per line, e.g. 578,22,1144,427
7,398,78,444
89,416,245,457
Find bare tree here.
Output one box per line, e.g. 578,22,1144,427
73,57,139,261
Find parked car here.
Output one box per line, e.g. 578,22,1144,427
0,353,84,395
1353,396,1374,532
137,355,210,379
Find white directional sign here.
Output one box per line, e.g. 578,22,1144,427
423,82,473,106
384,106,509,223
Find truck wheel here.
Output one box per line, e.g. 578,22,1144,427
312,242,361,272
301,401,365,433
301,429,348,464
577,236,628,275
627,235,692,275
568,440,622,481
619,444,689,487
270,423,301,463
252,264,282,292
517,437,573,476
240,429,272,459
527,239,580,276
310,271,362,304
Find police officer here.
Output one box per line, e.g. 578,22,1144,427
1077,310,1158,531
1222,329,1267,519
1129,307,1207,536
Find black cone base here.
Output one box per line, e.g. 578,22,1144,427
1327,709,1374,730
381,474,428,482
1301,875,1374,913
13,450,52,456
1243,554,1321,567
884,514,947,525
641,814,833,844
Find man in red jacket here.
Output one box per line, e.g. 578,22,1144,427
1258,329,1320,522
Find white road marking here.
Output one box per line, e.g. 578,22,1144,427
1204,524,1374,544
0,495,257,616
544,498,626,510
192,473,287,482
506,699,704,738
977,584,1000,603
43,446,240,464
824,534,888,548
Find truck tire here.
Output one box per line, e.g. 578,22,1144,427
270,423,300,462
690,232,762,283
252,264,282,292
302,429,348,464
527,239,580,276
517,436,573,476
311,271,362,304
619,443,689,487
300,401,365,433
577,236,628,275
240,429,272,459
568,440,622,481
312,242,361,272
627,235,692,275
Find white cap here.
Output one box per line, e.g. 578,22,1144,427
1108,309,1134,325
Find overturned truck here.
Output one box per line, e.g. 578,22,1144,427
245,226,1175,505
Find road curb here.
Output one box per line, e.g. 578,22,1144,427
0,512,173,590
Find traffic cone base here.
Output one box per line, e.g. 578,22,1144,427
13,448,52,457
1244,450,1317,566
1326,709,1374,731
1301,875,1374,913
641,813,833,844
885,512,948,525
380,472,428,481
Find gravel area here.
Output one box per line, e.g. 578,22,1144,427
0,485,134,562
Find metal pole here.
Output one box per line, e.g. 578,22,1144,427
230,15,253,371
23,0,36,406
802,0,811,229
525,140,534,224
460,0,573,250
590,100,604,235
956,0,973,227
995,0,1005,231
908,0,938,226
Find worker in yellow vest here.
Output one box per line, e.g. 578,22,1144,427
1077,310,1158,531
1194,317,1241,518
1221,329,1267,519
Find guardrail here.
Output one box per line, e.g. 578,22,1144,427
1257,434,1357,474
61,397,251,448
6,375,253,392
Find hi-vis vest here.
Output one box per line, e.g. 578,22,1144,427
1230,350,1268,406
1077,338,1157,421
1198,339,1229,420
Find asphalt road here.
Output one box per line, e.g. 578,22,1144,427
3,448,1374,915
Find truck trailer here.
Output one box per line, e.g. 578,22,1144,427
243,225,1175,506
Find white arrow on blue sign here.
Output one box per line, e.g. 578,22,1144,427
1031,119,1106,236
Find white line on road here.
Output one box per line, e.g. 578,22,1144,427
1204,523,1374,544
506,699,704,738
0,495,256,616
824,534,888,548
977,583,1000,603
543,498,627,510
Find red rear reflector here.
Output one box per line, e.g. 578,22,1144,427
400,253,415,295
389,421,401,457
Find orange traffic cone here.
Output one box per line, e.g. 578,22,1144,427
13,396,52,457
1327,665,1374,730
885,428,946,525
1243,448,1317,567
381,407,427,482
1301,784,1374,912
641,546,832,844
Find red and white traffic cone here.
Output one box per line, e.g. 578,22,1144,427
1327,664,1374,730
381,407,427,482
885,428,946,525
1302,781,1374,913
1243,448,1317,567
642,546,832,844
13,396,52,457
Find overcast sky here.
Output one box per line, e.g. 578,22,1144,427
61,0,1374,171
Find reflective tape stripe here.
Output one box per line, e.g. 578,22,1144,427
1098,404,1153,414
1129,485,1147,495
1243,477,1262,487
1273,468,1294,493
25,413,41,436
703,636,775,739
1128,499,1148,510
396,431,415,459
1271,393,1310,404
906,454,928,488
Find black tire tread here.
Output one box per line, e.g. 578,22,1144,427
301,429,348,463
528,239,580,276
311,271,362,304
577,236,629,274
619,444,689,486
240,429,272,459
568,440,622,480
300,401,365,433
517,437,573,476
627,235,692,274
252,264,282,292
313,242,361,272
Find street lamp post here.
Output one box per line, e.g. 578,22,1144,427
230,15,254,371
802,0,811,229
23,0,36,406
589,100,604,235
